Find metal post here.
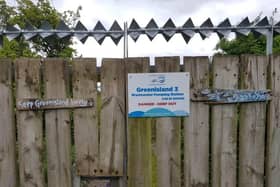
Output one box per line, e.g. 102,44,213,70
266,30,273,55
124,22,128,58
122,21,128,187
266,9,277,55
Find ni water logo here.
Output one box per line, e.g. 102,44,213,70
151,75,165,84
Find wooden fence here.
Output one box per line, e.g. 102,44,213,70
0,55,279,187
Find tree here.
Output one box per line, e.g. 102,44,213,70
0,0,82,58
215,33,280,55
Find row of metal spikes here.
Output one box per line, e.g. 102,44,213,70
0,16,280,46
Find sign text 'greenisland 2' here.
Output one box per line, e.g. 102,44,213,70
128,72,190,118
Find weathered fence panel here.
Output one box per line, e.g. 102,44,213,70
100,59,125,177
155,57,181,187
127,58,153,187
267,55,280,187
211,56,238,187
239,55,267,187
184,57,209,187
1,55,280,187
73,58,98,176
0,59,18,187
16,59,45,187
44,59,72,187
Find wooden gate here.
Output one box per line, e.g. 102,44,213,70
0,55,280,187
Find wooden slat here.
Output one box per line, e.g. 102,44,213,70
0,59,18,187
44,58,72,187
155,57,181,187
191,89,271,104
126,58,152,187
16,59,44,187
72,58,98,176
184,57,209,187
211,56,238,187
239,55,267,187
99,58,125,176
266,55,280,187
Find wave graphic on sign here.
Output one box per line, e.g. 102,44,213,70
128,107,189,117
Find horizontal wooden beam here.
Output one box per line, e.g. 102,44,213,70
191,89,271,104
17,98,94,111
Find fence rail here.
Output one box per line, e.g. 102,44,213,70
0,55,280,187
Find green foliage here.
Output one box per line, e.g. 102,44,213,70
215,33,280,55
0,37,37,58
0,0,81,58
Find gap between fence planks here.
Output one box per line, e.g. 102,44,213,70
0,59,18,187
155,57,181,187
211,56,239,187
184,57,209,187
266,55,280,187
239,55,267,187
16,59,45,187
126,57,153,187
44,58,72,187
72,58,98,176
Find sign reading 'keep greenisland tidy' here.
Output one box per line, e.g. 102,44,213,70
128,72,190,118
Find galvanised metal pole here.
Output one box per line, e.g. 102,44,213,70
123,21,128,187
266,23,273,55
266,10,277,55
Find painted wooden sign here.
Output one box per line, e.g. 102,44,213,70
192,89,271,104
17,98,94,111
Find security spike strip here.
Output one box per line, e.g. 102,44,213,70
145,18,159,41
256,16,269,26
183,18,195,27
252,16,270,36
109,21,123,45
162,18,176,41
199,18,213,39
181,34,191,44
1,17,279,46
56,20,71,39
74,21,88,43
6,24,21,41
236,17,251,36
23,22,37,40
40,21,53,38
93,21,106,45
217,18,232,39
128,19,141,42
181,18,195,44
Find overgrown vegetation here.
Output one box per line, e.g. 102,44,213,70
0,0,81,58
215,33,280,55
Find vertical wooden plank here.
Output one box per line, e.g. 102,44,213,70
155,57,181,187
184,57,209,187
16,59,44,187
100,58,125,176
239,55,267,187
44,58,72,187
267,55,280,187
211,56,238,187
0,59,18,187
73,58,98,176
126,58,152,187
